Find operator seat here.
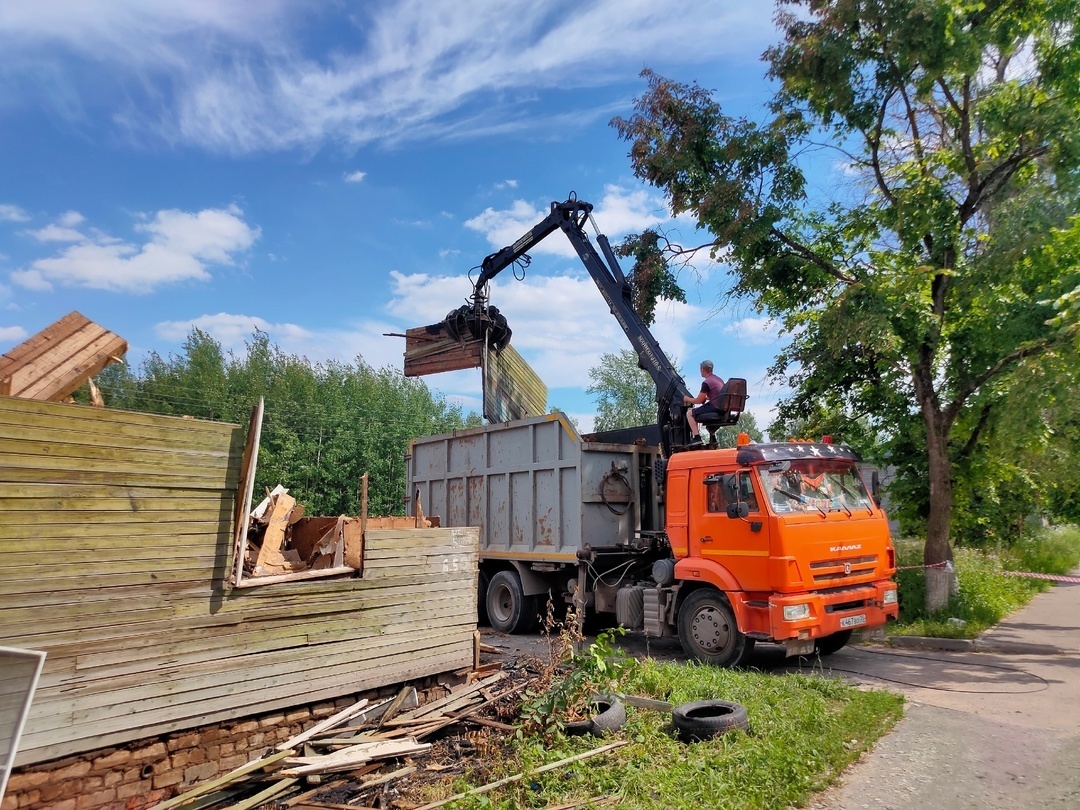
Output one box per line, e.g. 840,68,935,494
696,378,748,441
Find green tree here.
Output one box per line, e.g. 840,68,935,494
89,330,474,517
586,349,658,430
612,1,1080,609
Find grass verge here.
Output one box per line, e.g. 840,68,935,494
891,524,1080,638
417,631,903,809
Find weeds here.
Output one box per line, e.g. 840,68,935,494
892,524,1080,637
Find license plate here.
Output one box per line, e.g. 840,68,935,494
840,613,867,628
784,639,816,657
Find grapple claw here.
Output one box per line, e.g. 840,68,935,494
443,304,512,352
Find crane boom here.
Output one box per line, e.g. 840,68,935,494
443,197,745,454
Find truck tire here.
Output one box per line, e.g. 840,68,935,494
672,699,749,741
677,589,755,668
486,570,536,634
477,570,490,626
815,629,853,656
562,694,627,737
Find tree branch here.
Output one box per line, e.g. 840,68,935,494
770,228,856,284
954,401,994,463
945,335,1061,424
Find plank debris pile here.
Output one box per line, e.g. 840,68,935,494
151,671,518,809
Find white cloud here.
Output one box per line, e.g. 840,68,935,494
11,205,259,293
0,2,774,154
343,170,366,183
494,179,518,190
463,186,671,260
27,223,86,242
58,210,85,227
0,204,30,222
0,325,28,343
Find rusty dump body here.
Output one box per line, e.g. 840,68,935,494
407,413,662,566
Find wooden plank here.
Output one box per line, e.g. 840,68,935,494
0,493,231,511
0,521,233,542
0,420,239,455
253,491,297,572
0,467,240,490
16,645,471,766
232,399,263,586
275,698,371,751
7,324,119,400
0,396,239,437
6,321,106,389
25,334,128,402
148,749,296,810
483,343,547,423
403,325,483,377
0,435,236,472
0,311,90,372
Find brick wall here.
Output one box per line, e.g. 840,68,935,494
4,677,449,810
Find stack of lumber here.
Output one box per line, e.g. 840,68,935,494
152,672,515,809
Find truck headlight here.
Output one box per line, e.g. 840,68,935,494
783,604,810,621
883,589,898,605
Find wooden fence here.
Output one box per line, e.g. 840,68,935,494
0,396,477,766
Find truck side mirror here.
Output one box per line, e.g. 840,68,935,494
726,502,750,519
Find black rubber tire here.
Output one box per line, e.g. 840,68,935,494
815,629,853,656
485,570,535,634
563,695,627,737
477,570,491,627
672,700,750,741
677,589,755,667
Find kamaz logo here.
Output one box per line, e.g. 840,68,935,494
830,544,862,552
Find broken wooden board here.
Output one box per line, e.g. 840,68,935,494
0,311,127,402
483,343,546,423
402,323,483,377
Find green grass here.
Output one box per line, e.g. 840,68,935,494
426,640,903,809
891,524,1080,638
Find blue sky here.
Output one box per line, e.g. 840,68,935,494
0,1,799,433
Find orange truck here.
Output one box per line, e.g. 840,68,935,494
407,416,899,667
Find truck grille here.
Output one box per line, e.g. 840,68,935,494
809,555,877,583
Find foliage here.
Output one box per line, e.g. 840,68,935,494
586,349,662,431
431,655,902,809
518,613,637,743
614,229,687,325
83,329,474,516
611,1,1080,607
891,526,1080,637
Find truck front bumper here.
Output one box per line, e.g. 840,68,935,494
767,580,899,644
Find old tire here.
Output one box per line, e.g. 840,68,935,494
563,695,627,737
486,570,535,634
677,589,755,668
672,700,749,741
815,629,853,656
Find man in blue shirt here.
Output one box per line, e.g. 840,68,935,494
683,360,725,446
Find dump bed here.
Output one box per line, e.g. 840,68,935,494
407,414,662,562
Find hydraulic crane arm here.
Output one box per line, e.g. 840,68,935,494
444,197,744,455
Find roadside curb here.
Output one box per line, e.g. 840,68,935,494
881,635,1075,656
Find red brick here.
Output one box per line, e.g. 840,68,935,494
169,751,190,770
232,721,258,734
84,776,105,790
131,743,166,761
48,801,76,810
218,754,248,773
93,750,132,770
167,734,200,752
186,748,206,766
284,708,310,724
121,767,142,785
219,742,235,757
39,780,81,803
311,703,337,718
16,789,40,807
75,787,117,809
183,762,217,784
1,794,16,810
151,770,182,790
258,714,284,729
116,782,146,801
51,761,92,781
104,770,124,788
5,771,50,792
247,732,266,749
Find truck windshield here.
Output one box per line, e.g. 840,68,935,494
757,459,875,515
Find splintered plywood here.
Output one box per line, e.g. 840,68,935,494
403,323,483,377
483,343,546,423
0,311,127,402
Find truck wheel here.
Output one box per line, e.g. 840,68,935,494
677,589,754,667
486,570,536,634
815,629,853,656
477,570,490,626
